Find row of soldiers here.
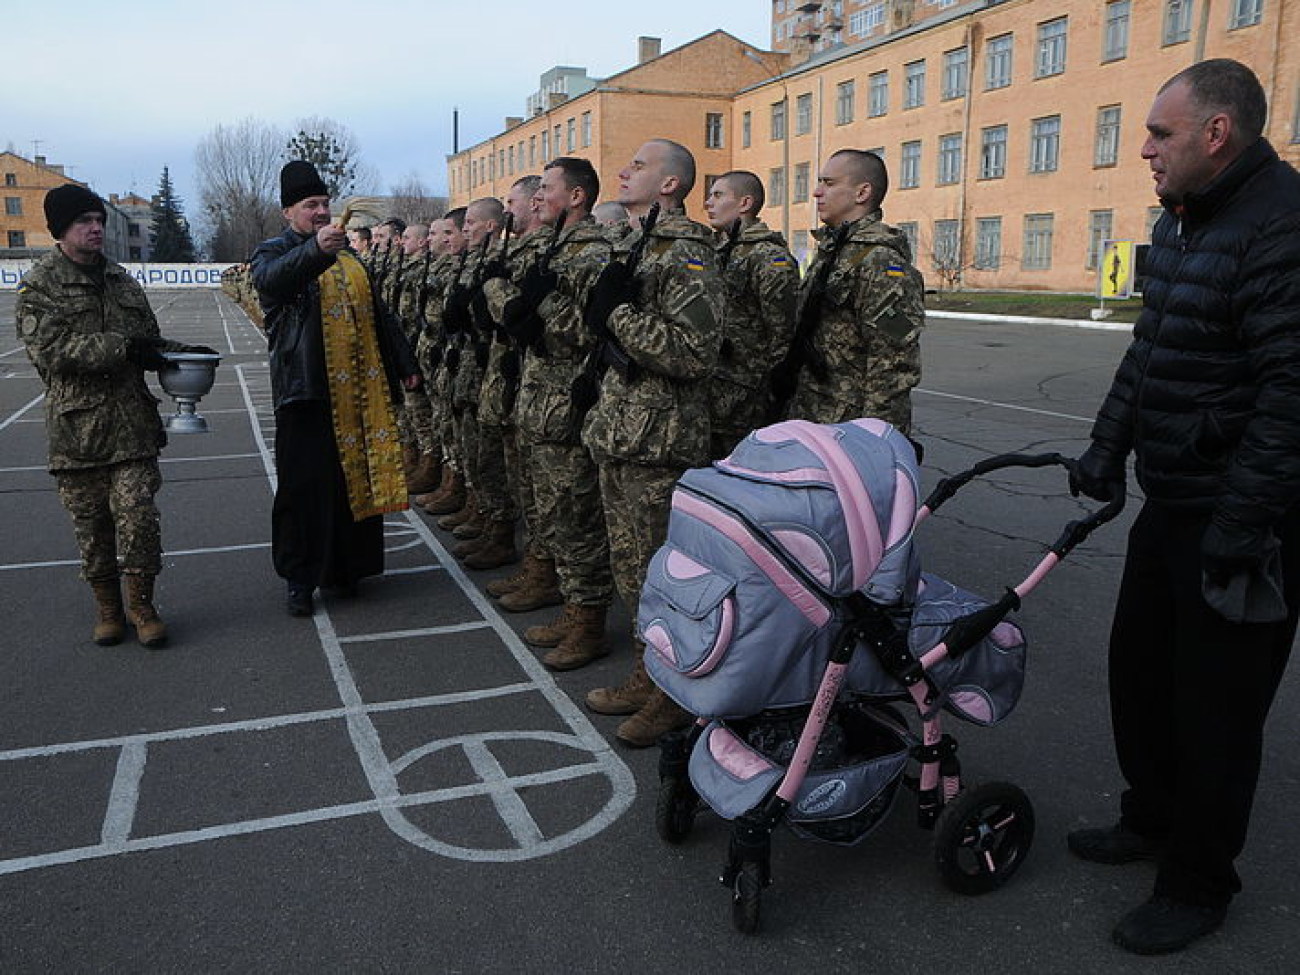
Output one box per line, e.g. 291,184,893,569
348,140,925,748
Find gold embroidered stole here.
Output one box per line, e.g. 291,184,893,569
317,251,408,520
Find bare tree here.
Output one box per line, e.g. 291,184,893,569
194,117,285,262
388,174,447,226
284,117,377,201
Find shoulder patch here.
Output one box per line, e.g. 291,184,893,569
684,258,705,272
885,265,907,278
770,257,792,269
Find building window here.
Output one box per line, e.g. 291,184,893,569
796,93,813,136
980,125,1008,179
904,60,926,109
529,136,537,166
4,197,21,216
1030,115,1061,173
706,112,725,149
794,162,810,203
937,133,963,185
129,246,142,261
900,141,922,189
985,34,1013,90
563,119,573,152
1087,209,1114,270
769,167,787,205
850,3,885,36
1230,0,1263,27
128,222,141,237
581,112,592,147
508,145,515,175
742,111,752,148
868,71,889,117
1147,206,1165,239
866,147,885,162
974,217,1002,270
1164,0,1194,45
3,173,17,187
1023,213,1055,270
942,47,969,100
933,219,960,272
771,100,787,141
542,130,550,161
1036,17,1068,78
1103,1,1131,61
8,230,27,248
897,221,919,257
1095,105,1122,167
836,81,855,125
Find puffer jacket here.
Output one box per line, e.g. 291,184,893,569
1088,138,1300,532
251,229,417,410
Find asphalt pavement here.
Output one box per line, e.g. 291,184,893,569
1,290,1295,974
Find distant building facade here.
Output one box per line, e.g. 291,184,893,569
1,151,131,261
447,0,1299,292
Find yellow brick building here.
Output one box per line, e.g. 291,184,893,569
448,0,1299,292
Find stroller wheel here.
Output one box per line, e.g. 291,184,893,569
731,860,763,934
655,776,698,844
933,781,1035,896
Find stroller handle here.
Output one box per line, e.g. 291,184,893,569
919,452,1125,560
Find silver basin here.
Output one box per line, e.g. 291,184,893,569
159,352,221,433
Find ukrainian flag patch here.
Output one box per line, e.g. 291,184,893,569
886,265,906,278
685,259,705,272
771,257,791,268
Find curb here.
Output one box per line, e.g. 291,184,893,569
926,309,1134,332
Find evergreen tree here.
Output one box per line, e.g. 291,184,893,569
150,167,197,262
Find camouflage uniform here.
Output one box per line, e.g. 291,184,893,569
420,252,463,469
788,210,925,431
395,251,437,457
710,220,799,458
581,207,723,623
480,227,553,535
15,248,180,582
515,216,617,604
450,245,490,499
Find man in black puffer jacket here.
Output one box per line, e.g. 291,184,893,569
1068,59,1300,955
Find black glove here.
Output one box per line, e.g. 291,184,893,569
442,285,472,333
519,266,558,308
183,344,218,355
1068,444,1126,502
500,297,544,347
583,261,636,336
480,258,509,283
127,335,170,372
765,357,799,423
1201,517,1273,587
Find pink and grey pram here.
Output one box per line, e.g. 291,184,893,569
638,418,1121,932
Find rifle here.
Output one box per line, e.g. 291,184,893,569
412,244,436,339
441,244,473,375
501,210,568,357
570,202,661,415
718,217,743,270
765,221,851,422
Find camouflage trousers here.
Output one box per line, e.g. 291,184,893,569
709,380,769,460
504,429,545,557
454,406,479,486
54,458,163,582
598,461,679,629
471,420,518,523
787,384,913,434
530,441,612,605
402,385,436,456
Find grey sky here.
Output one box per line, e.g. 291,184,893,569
6,1,771,226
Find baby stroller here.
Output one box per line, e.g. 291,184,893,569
638,418,1122,932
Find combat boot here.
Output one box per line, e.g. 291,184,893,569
401,443,420,478
586,656,653,715
438,489,478,530
422,469,466,516
462,519,519,571
486,548,542,599
90,578,126,646
542,604,609,671
417,464,455,509
124,573,167,648
450,505,486,540
524,603,580,648
497,555,562,612
406,451,441,495
615,688,692,748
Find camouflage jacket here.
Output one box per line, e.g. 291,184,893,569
516,216,614,446
711,220,798,432
791,210,925,431
16,248,180,471
395,251,434,341
419,251,467,396
581,208,723,468
450,245,493,408
479,227,551,427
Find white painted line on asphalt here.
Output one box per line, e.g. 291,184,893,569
101,742,147,849
464,737,545,847
384,564,444,577
0,542,270,573
0,393,43,433
337,621,494,645
0,684,540,764
915,387,1093,423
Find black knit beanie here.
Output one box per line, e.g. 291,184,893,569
280,160,329,207
44,184,107,239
